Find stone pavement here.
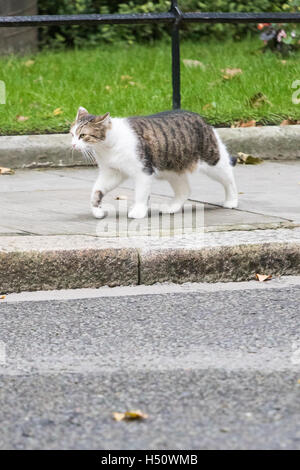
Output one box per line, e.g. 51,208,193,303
0,161,299,292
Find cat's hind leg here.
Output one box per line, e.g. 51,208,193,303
159,171,191,214
91,167,125,219
199,133,238,209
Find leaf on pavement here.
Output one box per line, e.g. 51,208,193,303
0,295,6,300
113,410,148,421
237,152,263,165
0,167,15,175
255,273,272,282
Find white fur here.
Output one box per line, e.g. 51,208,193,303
71,118,238,219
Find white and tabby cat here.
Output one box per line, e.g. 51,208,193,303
70,107,238,219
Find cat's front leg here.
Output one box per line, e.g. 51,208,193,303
91,167,125,219
128,172,152,219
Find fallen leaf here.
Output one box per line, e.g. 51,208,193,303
128,81,137,86
255,273,272,282
121,75,133,80
237,152,263,165
281,60,287,65
232,120,256,128
105,85,111,91
0,295,6,299
113,410,148,421
16,115,29,122
280,118,300,126
24,59,35,67
53,108,63,116
114,195,128,200
222,67,242,79
0,167,15,175
202,102,217,111
249,92,272,108
183,59,206,70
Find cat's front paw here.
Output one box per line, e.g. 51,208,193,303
128,204,148,219
92,206,106,219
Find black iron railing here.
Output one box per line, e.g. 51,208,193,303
1,1,300,109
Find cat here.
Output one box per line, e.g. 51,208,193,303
70,107,238,219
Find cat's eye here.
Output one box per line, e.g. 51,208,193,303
79,133,86,139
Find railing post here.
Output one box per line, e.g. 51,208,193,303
170,0,182,110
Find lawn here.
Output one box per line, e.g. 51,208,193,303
1,38,300,135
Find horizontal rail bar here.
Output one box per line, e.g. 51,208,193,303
1,11,300,27
0,13,174,27
183,12,300,23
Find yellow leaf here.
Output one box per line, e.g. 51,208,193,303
113,412,125,422
113,410,148,421
16,115,29,122
121,75,133,81
24,59,35,67
221,67,242,79
0,295,6,300
249,92,272,108
0,167,14,175
255,273,272,282
53,108,63,116
237,152,263,165
183,59,206,70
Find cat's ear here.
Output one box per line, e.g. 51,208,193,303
76,106,89,121
93,112,111,125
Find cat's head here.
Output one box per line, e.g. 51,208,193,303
70,107,111,151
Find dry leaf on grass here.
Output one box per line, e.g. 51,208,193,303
121,75,133,81
113,410,148,421
280,119,300,126
249,92,272,108
16,115,29,122
53,108,63,116
0,167,15,175
255,273,272,282
183,59,206,70
237,152,263,165
231,120,256,128
222,67,242,79
203,102,216,111
24,59,35,67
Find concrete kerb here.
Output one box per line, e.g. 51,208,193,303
1,125,300,169
1,230,300,293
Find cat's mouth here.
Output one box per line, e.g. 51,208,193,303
72,144,97,166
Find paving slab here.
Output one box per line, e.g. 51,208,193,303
0,162,298,236
0,163,299,291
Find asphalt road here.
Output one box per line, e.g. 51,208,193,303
0,282,300,450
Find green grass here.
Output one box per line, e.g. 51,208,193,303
1,38,300,134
